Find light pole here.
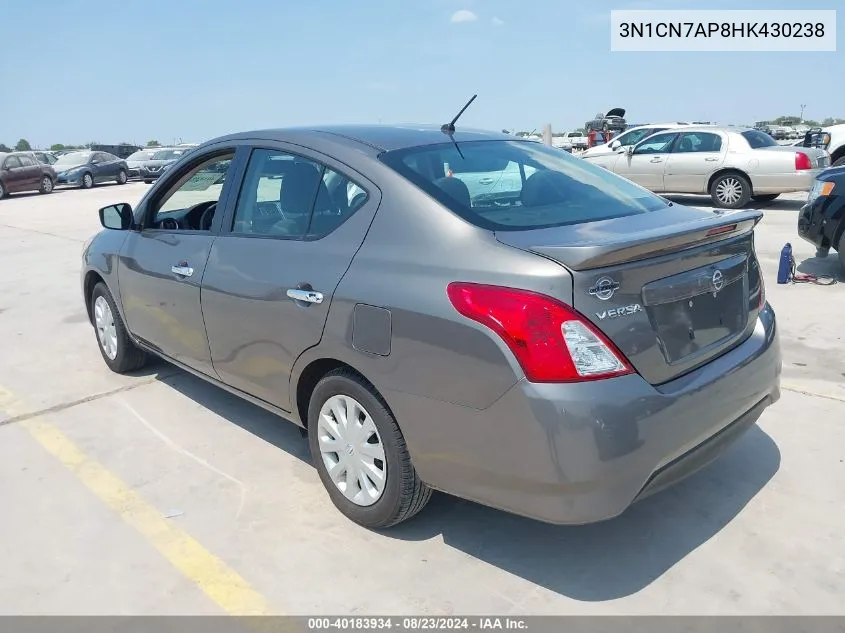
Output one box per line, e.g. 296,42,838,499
800,104,807,122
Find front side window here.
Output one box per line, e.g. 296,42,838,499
4,156,22,169
633,132,678,155
153,153,234,228
231,149,369,238
675,132,723,153
379,139,668,231
618,127,661,147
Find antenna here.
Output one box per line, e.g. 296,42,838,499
441,94,477,134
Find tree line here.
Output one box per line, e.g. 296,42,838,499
0,139,165,153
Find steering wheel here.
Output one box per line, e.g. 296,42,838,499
199,203,217,231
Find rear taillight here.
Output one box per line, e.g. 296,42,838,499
446,282,634,383
795,151,813,170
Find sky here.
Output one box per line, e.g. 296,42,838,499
0,0,841,148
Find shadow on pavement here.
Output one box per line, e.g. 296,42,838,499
152,365,311,465
148,359,780,601
797,254,845,282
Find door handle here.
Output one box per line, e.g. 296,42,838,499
171,264,194,277
650,158,663,163
705,157,719,161
478,177,494,185
286,288,323,304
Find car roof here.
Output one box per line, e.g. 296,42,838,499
215,124,515,153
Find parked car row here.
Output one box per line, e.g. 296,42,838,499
0,149,130,198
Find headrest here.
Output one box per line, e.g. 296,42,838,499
433,176,471,208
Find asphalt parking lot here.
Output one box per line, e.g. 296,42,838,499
0,183,843,615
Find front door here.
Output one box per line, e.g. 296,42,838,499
118,149,238,375
1,156,26,192
663,131,727,193
200,146,380,411
613,131,680,192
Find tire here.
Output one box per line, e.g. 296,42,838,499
752,193,779,202
710,172,752,209
838,232,845,271
143,179,152,184
90,282,147,373
833,157,845,167
117,169,127,185
39,176,54,194
307,368,432,529
81,172,94,189
0,181,6,199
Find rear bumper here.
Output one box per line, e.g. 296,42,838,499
390,304,781,525
752,170,820,194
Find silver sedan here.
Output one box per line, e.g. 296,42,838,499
583,126,830,208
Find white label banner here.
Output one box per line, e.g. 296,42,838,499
610,10,836,51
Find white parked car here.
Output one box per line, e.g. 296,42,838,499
585,126,830,208
580,122,693,159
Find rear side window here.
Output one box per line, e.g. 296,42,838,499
741,130,777,148
379,140,668,231
18,155,36,167
231,149,369,239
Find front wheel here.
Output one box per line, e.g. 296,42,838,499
0,181,6,199
39,176,54,194
710,173,751,209
308,369,432,529
752,193,779,202
117,169,127,185
81,172,94,189
90,282,147,373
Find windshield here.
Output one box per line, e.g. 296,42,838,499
55,152,91,166
127,150,154,161
741,130,777,149
152,149,187,161
379,140,667,231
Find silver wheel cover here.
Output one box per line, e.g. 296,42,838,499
94,296,118,360
317,394,387,506
715,177,743,205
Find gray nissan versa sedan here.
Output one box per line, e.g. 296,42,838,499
81,124,781,529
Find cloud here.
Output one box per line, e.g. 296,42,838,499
450,9,478,23
492,16,504,26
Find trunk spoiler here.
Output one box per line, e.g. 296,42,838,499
496,209,763,271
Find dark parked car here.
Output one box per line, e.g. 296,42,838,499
81,125,781,529
53,151,129,189
798,165,845,269
0,151,57,198
139,147,193,183
125,149,157,180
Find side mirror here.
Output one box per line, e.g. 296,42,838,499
609,140,620,150
99,203,133,230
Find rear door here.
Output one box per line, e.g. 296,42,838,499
117,147,239,375
612,131,679,191
200,144,381,412
663,131,726,193
16,154,41,188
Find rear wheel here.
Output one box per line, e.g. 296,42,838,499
710,172,751,209
307,369,431,529
90,282,147,373
752,193,779,202
117,169,127,184
39,176,54,194
81,172,94,189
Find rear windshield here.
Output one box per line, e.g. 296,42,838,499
379,140,667,231
741,130,777,148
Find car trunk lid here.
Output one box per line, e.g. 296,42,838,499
495,206,765,385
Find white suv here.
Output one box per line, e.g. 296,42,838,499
580,122,694,160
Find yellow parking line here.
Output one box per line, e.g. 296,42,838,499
0,386,275,616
